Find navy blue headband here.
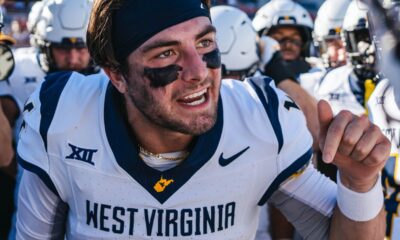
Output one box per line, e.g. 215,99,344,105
112,0,211,63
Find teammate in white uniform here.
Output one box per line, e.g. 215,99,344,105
211,5,319,148
0,8,16,240
252,0,314,77
367,78,400,239
313,1,375,117
16,0,389,239
211,5,320,240
0,1,47,131
360,0,400,238
0,0,98,135
298,0,350,95
1,1,99,239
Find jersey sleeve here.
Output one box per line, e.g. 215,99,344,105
269,165,336,239
246,76,314,204
248,76,337,239
16,170,67,240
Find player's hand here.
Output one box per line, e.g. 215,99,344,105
318,100,390,192
0,104,14,167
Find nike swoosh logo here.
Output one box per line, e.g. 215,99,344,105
219,146,250,167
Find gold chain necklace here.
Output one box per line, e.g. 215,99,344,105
138,145,189,161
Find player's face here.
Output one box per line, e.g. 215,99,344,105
269,26,303,61
51,46,91,71
123,17,221,135
326,38,346,68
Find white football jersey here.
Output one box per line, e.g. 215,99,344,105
313,65,365,116
298,68,326,95
0,47,45,139
0,47,45,111
16,72,336,239
367,78,400,240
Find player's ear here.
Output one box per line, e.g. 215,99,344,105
103,67,127,93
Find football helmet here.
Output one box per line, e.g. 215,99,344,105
30,0,93,72
27,1,47,47
314,0,351,67
343,0,376,80
211,5,259,79
252,0,313,56
361,0,400,106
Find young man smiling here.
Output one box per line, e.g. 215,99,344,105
15,0,389,239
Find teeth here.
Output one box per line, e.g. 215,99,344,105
184,95,206,106
184,89,207,100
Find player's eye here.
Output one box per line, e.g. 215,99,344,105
157,50,175,59
197,39,214,49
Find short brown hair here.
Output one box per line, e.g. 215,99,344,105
87,0,212,73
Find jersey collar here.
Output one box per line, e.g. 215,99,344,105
104,83,223,204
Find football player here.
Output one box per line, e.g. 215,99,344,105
361,0,400,238
299,0,351,95
211,5,319,240
252,0,314,76
1,0,99,239
0,7,16,240
0,0,98,135
313,0,376,117
211,5,319,149
16,0,389,239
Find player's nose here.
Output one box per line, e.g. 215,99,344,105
180,47,208,84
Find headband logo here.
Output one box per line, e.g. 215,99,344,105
200,3,205,9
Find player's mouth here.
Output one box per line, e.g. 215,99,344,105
178,88,209,107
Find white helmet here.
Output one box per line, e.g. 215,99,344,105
27,1,45,33
252,0,313,56
31,0,93,72
314,0,351,67
343,1,369,32
211,5,259,79
343,1,375,79
314,0,351,42
252,0,313,36
27,1,47,47
33,0,92,47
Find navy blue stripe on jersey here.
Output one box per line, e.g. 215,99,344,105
18,154,60,197
104,83,224,204
39,71,72,150
249,77,284,153
258,147,313,205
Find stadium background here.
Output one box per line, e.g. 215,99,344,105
0,0,324,48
